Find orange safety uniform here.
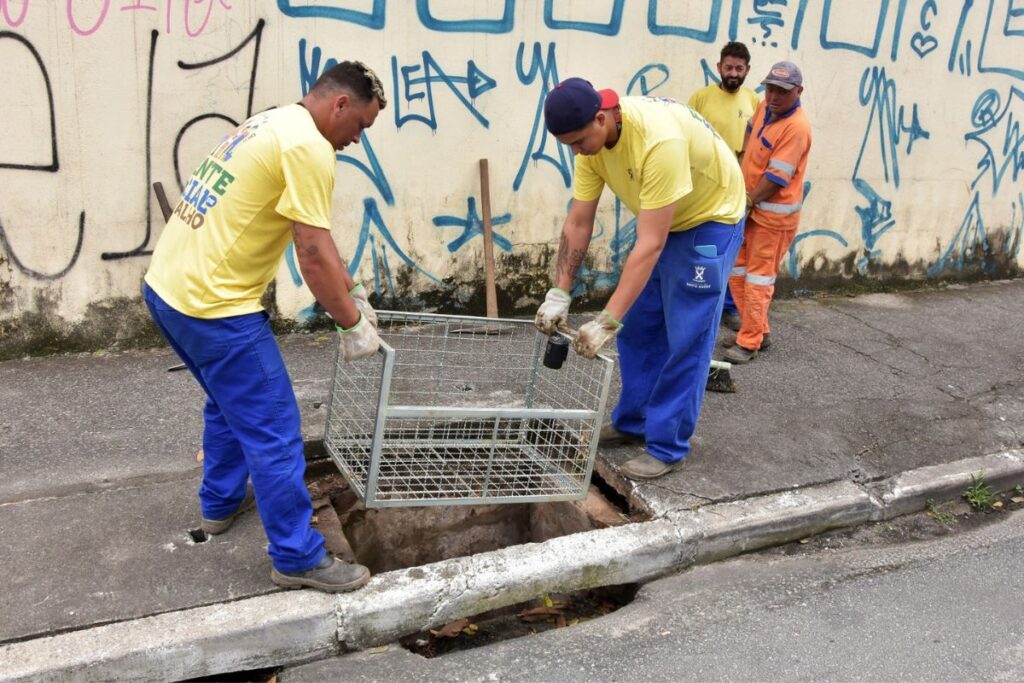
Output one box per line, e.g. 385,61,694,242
729,98,812,351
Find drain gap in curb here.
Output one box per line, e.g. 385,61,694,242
400,583,639,659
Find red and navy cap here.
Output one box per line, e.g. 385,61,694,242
544,78,619,135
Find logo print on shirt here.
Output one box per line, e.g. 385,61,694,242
694,266,705,282
627,168,635,180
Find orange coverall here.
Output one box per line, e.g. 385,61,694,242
729,99,812,351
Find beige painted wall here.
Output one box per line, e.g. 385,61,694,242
1,1,1022,351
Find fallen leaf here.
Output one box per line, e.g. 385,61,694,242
799,538,811,544
992,501,1003,508
369,646,388,654
461,623,479,636
315,335,330,343
518,607,563,622
541,595,554,608
1012,496,1024,504
195,449,204,462
431,618,470,638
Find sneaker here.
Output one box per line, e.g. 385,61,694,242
200,486,256,535
271,555,371,593
723,344,758,364
598,423,643,447
759,332,772,350
721,312,742,331
619,453,679,480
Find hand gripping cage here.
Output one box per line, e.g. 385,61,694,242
324,311,615,507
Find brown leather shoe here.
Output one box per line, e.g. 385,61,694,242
619,453,679,480
598,423,643,447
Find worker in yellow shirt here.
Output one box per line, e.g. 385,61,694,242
144,62,385,593
688,41,760,333
535,79,745,480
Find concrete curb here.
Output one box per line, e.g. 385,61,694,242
3,450,1023,681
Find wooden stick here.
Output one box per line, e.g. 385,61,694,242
152,181,173,224
478,159,498,318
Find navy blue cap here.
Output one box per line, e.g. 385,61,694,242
544,78,620,135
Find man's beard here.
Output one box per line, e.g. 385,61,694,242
721,76,745,92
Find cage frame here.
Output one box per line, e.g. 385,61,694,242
324,310,616,508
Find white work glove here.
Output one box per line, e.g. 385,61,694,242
337,313,380,362
349,283,377,328
572,310,623,359
534,288,571,335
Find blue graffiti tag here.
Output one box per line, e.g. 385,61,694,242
648,0,724,42
627,64,670,95
928,193,991,275
433,197,513,253
391,52,496,131
513,42,572,191
276,0,385,29
351,198,443,294
854,66,930,188
819,0,890,57
749,0,787,48
964,87,1024,196
416,0,514,33
977,0,1024,80
544,0,624,35
852,178,895,273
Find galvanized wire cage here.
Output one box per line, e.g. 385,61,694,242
324,311,615,507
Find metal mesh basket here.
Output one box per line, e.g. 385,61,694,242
324,311,615,507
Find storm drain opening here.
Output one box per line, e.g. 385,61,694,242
187,528,209,544
400,583,640,658
304,460,646,575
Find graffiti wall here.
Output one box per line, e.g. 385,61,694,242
1,1,1022,357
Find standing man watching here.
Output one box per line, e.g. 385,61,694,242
723,61,812,364
143,62,386,592
535,79,746,480
688,41,760,332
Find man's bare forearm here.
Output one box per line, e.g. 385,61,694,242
292,223,359,328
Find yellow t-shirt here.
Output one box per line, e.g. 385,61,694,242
574,97,745,231
145,104,336,318
687,84,760,155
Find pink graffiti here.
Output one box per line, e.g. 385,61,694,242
67,0,111,37
0,0,232,36
0,0,31,28
184,0,232,38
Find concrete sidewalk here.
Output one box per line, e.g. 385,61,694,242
1,279,1022,680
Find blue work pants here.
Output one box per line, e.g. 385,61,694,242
143,284,325,573
611,218,744,463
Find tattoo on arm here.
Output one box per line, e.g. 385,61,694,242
292,226,319,257
555,234,586,283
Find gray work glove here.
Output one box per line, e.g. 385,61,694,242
534,287,571,335
349,283,378,328
337,313,381,362
572,310,623,359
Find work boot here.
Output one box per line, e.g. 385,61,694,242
723,344,758,364
720,331,771,350
598,423,643,447
200,486,256,535
721,312,742,331
271,555,371,593
619,453,679,480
